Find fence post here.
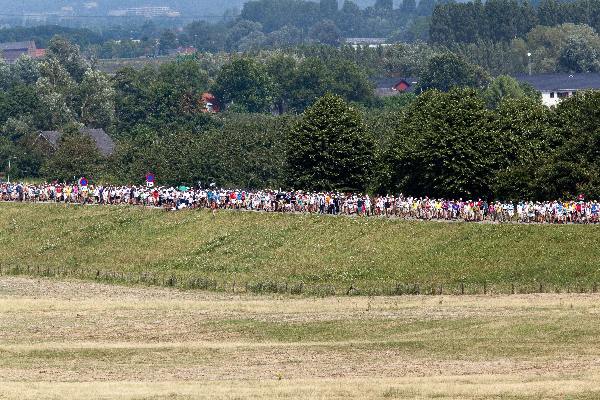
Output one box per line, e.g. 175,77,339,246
460,282,464,295
483,281,487,295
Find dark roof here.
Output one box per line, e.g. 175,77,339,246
0,41,35,51
38,131,61,148
39,128,115,156
84,128,115,156
515,73,600,91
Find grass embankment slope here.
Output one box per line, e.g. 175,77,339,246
1,277,600,399
1,202,600,293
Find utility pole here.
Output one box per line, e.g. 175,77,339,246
528,52,532,76
7,157,15,183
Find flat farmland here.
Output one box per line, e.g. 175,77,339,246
1,276,599,399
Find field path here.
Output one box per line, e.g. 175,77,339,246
1,277,600,399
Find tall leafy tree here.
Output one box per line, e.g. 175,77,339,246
401,0,416,14
429,5,454,45
309,19,342,46
491,97,553,199
482,75,540,108
484,0,519,42
419,53,490,92
266,54,298,114
375,0,394,11
212,58,274,113
384,88,498,198
539,91,600,198
537,0,563,27
417,0,436,17
158,29,178,55
287,93,374,191
559,36,600,72
285,57,374,112
76,69,115,129
41,127,104,182
46,36,89,82
320,0,339,18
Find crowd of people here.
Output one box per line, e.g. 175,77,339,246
1,182,599,224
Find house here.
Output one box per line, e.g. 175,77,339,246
0,41,39,63
201,92,220,113
373,77,418,96
176,46,197,55
37,128,116,156
515,73,600,107
34,48,46,58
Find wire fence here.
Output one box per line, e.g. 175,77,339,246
0,264,598,297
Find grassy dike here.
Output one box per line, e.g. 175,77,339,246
1,202,600,294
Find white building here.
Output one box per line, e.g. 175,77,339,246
515,73,600,107
108,7,181,18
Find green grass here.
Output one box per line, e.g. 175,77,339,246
2,202,600,294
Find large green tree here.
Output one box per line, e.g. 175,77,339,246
309,19,342,46
113,61,210,135
286,57,373,112
418,53,490,92
490,97,554,199
559,36,600,73
287,93,374,191
41,128,104,182
535,91,600,198
383,88,499,198
212,58,274,113
482,75,540,108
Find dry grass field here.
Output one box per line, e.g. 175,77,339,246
1,276,600,399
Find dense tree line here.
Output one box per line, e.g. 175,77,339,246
427,0,600,73
180,0,434,52
290,88,600,199
0,0,435,58
1,0,598,77
430,0,600,46
1,36,600,200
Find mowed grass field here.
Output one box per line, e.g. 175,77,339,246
2,202,600,294
1,276,600,399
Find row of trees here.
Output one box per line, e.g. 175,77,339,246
430,0,600,45
291,89,600,200
313,24,600,76
0,0,437,57
1,35,598,200
14,88,597,201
